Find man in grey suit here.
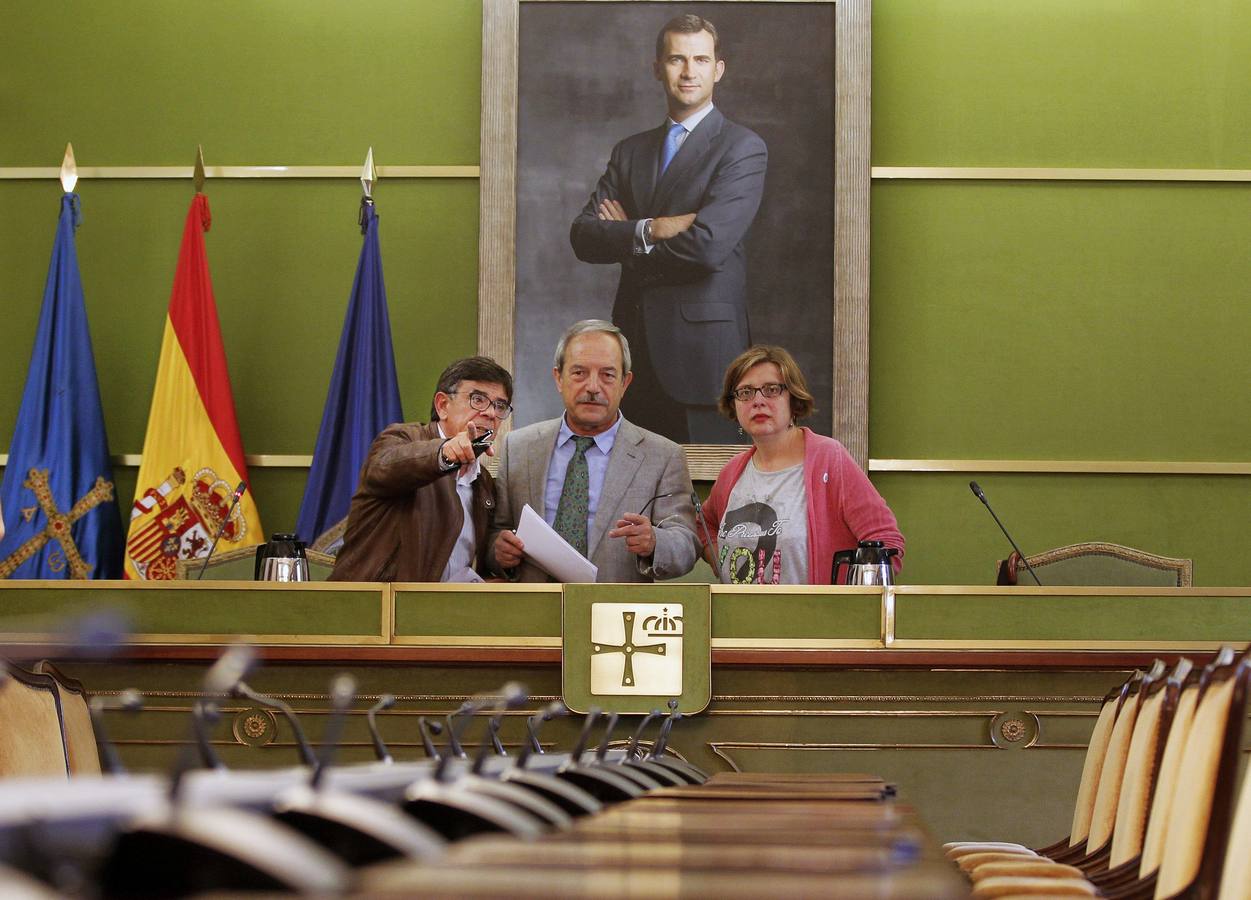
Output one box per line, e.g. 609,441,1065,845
487,320,700,583
570,13,768,444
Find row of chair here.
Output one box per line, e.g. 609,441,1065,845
0,646,735,896
358,771,967,897
945,647,1251,898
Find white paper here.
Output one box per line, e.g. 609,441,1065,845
516,504,598,583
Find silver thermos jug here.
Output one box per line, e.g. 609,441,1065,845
254,532,310,582
831,540,899,586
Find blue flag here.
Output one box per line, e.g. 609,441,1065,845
0,194,124,579
295,199,403,547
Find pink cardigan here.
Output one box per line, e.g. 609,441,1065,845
701,428,904,585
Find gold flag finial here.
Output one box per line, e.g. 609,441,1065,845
193,145,206,193
361,147,376,198
60,143,78,193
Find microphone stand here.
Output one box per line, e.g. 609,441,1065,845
197,481,247,580
969,481,1042,586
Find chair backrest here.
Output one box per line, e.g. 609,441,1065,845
1087,665,1162,852
0,665,69,779
1108,659,1187,867
31,661,101,776
174,545,337,581
1217,751,1251,900
1139,667,1203,878
997,542,1192,587
1154,652,1249,898
1069,671,1138,847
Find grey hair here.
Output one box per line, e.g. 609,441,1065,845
553,319,632,375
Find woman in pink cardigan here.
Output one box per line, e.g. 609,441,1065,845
699,346,904,585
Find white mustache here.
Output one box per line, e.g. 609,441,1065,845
576,395,608,406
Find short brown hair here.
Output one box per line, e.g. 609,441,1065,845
655,14,719,60
718,345,816,421
430,356,514,421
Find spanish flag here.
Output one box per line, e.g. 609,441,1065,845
125,194,263,580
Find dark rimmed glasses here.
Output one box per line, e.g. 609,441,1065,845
730,382,787,403
450,389,513,420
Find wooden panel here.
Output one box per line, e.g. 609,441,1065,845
0,581,388,644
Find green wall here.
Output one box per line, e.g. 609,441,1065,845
3,1,1249,583
870,0,1251,585
0,1,482,533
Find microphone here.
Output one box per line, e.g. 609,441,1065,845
197,481,247,580
367,694,397,764
233,680,317,766
169,645,256,803
969,481,1042,586
517,701,568,768
418,717,444,761
310,674,356,790
626,709,663,762
195,645,257,769
89,690,143,775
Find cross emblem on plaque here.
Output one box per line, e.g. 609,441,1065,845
592,610,666,688
0,468,114,579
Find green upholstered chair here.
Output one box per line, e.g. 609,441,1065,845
174,545,338,581
996,542,1192,587
310,517,348,557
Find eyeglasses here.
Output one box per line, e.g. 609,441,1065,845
730,382,787,403
639,490,684,519
451,390,513,420
639,490,706,530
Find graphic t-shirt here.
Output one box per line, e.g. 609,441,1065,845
716,459,809,585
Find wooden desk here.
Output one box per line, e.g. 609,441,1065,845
2,581,1248,846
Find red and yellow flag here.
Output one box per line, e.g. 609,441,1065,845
125,194,263,579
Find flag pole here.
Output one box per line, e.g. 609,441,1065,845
193,145,206,193
60,143,77,193
361,146,376,199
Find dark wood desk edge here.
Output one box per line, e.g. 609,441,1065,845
0,643,1212,669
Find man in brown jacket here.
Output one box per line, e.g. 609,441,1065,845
330,357,514,582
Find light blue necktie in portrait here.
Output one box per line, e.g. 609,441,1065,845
660,122,685,175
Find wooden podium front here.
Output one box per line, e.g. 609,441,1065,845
2,581,1249,845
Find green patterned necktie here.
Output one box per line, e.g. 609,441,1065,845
552,435,596,556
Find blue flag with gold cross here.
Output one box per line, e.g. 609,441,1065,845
0,193,124,579
295,198,402,548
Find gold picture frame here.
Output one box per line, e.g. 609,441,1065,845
477,0,872,472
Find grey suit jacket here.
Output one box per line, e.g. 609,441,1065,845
570,107,768,405
486,416,700,583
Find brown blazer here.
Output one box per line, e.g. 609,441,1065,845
330,421,496,582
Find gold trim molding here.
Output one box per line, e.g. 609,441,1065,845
714,695,1104,703
8,454,1245,476
889,639,1237,651
871,167,1251,183
0,453,317,468
390,635,562,648
0,165,478,181
869,459,1251,475
710,638,882,650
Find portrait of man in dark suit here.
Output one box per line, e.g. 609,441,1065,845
511,2,836,443
569,14,767,444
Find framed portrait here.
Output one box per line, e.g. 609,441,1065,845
479,0,871,475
